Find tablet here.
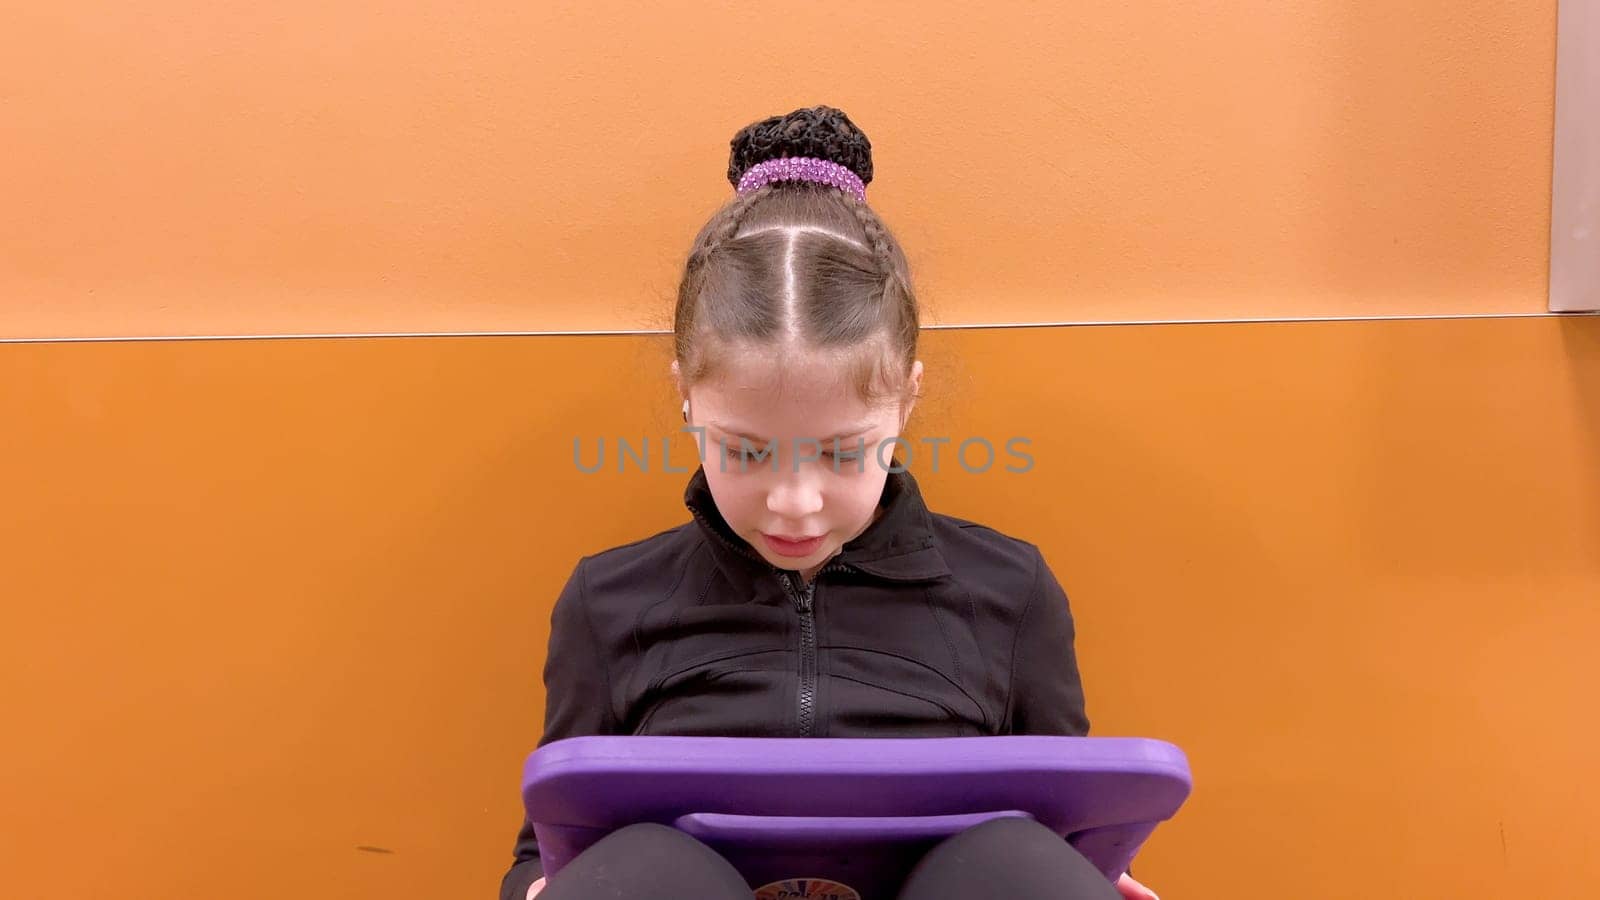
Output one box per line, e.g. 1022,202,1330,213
522,735,1191,900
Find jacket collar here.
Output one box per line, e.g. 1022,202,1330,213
683,460,952,587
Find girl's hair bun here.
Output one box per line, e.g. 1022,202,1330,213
726,105,874,190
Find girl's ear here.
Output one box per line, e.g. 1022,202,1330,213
900,360,924,431
671,359,691,423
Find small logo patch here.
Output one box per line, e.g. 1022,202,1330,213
753,877,861,900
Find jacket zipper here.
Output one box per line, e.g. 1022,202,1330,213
780,560,849,737
688,506,851,738
779,571,818,736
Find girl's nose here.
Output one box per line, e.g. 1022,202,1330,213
766,472,824,521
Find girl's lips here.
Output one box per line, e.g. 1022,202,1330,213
761,533,826,557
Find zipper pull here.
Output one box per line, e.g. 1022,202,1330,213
778,571,813,613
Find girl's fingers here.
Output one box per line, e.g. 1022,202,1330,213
1115,873,1160,900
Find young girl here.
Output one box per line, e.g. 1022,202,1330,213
500,106,1160,900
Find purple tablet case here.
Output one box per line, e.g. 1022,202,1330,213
522,735,1191,899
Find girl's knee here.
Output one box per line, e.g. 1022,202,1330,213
591,821,695,852
951,814,1060,848
547,822,752,900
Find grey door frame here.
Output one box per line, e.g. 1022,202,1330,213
1551,0,1599,311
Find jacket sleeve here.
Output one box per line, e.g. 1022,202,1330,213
1006,547,1126,874
499,557,617,900
1003,546,1091,737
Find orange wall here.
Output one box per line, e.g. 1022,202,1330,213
2,318,1597,899
4,4,1597,899
1,0,1560,339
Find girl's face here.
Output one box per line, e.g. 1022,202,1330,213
677,345,921,582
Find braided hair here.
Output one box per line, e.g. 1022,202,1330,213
674,105,919,407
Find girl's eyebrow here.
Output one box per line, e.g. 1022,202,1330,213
708,422,875,444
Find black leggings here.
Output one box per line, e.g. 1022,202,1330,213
538,816,1121,900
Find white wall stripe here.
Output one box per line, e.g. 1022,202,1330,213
0,311,1594,344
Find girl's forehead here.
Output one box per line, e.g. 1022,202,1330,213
706,345,854,396
696,346,892,424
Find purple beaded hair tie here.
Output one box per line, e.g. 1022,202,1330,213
736,156,867,202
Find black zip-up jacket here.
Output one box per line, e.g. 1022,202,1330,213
499,464,1091,899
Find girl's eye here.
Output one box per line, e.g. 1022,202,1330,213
722,444,769,465
717,444,853,466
